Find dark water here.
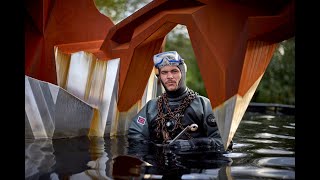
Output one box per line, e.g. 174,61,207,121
25,111,295,180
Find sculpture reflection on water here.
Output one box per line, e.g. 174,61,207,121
25,108,295,180
25,136,232,180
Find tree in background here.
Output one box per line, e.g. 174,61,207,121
252,37,295,105
95,0,152,23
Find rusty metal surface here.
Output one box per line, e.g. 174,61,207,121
24,0,294,111
25,0,114,85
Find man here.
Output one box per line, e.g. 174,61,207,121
128,51,224,151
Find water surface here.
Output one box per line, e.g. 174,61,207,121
25,111,295,179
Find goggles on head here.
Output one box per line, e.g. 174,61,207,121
153,51,184,69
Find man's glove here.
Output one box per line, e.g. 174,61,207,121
168,137,222,151
168,139,195,150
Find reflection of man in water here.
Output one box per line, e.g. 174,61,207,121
128,51,225,151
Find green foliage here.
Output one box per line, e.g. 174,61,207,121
94,0,127,23
94,0,151,23
252,37,295,105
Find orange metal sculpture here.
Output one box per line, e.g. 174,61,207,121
25,0,114,84
101,0,295,111
25,0,295,149
100,0,295,148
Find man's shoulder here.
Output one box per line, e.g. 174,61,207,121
194,94,211,103
191,91,207,100
145,98,158,108
149,97,159,103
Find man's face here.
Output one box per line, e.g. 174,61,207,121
159,65,182,91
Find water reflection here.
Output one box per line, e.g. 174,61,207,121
25,139,55,179
25,137,113,180
223,152,248,158
254,133,295,140
231,166,295,179
254,149,295,155
127,139,233,179
25,112,295,179
25,136,233,179
245,139,279,144
69,137,111,180
256,157,295,168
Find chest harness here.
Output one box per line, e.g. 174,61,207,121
155,89,198,143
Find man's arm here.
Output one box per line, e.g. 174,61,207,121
128,103,150,141
200,96,224,148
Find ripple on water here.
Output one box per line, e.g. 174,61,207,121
245,139,279,144
256,157,295,168
254,133,295,140
254,115,275,120
242,120,262,125
283,125,295,129
223,152,248,158
254,148,295,155
231,166,295,179
269,125,279,129
232,143,254,149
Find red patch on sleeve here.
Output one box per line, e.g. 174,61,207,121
137,116,146,125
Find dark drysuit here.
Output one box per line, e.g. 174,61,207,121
128,88,224,151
